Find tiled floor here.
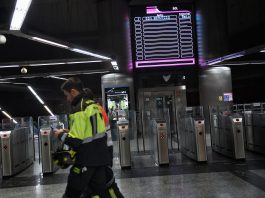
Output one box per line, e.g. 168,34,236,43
1,138,265,198
250,169,265,179
1,171,265,198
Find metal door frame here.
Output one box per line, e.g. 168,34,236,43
138,86,187,152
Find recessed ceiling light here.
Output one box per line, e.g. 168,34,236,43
32,37,70,49
71,48,111,60
10,0,32,30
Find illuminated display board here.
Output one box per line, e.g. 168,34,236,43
130,4,196,68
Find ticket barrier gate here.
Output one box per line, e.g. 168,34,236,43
117,120,131,168
211,114,245,159
40,128,61,174
180,117,207,162
0,127,34,177
243,111,254,151
244,112,265,154
38,115,68,174
151,119,169,165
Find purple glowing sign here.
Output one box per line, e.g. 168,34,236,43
146,6,190,14
131,5,195,68
136,58,195,68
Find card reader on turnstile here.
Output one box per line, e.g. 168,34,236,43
40,128,60,174
117,120,131,168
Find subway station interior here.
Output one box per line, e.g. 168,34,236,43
1,0,265,197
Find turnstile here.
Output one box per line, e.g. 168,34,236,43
240,102,265,154
243,111,254,151
194,119,207,161
117,120,131,168
180,117,207,162
40,128,60,174
152,119,169,165
211,113,245,159
38,115,68,174
250,113,265,154
0,127,34,177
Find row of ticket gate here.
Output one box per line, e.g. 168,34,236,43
1,104,265,177
0,117,34,177
234,103,265,154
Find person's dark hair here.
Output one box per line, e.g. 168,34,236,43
83,88,94,100
61,77,84,92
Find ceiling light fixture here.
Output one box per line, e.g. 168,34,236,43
111,61,119,70
10,0,32,30
71,48,111,60
27,85,54,116
0,82,12,84
111,61,117,66
81,71,110,75
44,105,54,116
28,60,103,67
260,49,265,53
12,82,27,85
207,59,222,66
66,60,103,64
31,37,70,49
0,65,20,68
29,62,65,66
49,76,67,80
0,77,16,80
27,85,44,104
207,51,245,66
1,110,18,124
222,53,244,61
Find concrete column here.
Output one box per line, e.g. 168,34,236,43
199,67,233,133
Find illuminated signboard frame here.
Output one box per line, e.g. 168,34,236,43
130,4,197,69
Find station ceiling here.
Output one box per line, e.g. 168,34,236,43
0,0,265,119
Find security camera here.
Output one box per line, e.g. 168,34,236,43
0,35,6,44
21,67,28,74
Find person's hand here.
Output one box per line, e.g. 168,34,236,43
54,128,68,138
62,128,69,133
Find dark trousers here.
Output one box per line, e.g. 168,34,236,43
105,166,124,198
63,165,110,198
80,166,124,198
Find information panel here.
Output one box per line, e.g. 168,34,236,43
130,4,196,68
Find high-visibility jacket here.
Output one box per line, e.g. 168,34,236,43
98,104,109,126
69,99,106,141
63,97,110,166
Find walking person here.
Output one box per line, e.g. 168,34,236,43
54,77,110,198
82,88,124,198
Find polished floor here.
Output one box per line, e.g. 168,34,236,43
1,137,265,198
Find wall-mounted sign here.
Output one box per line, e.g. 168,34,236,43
223,92,233,102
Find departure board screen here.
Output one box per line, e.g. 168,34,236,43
130,4,196,68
